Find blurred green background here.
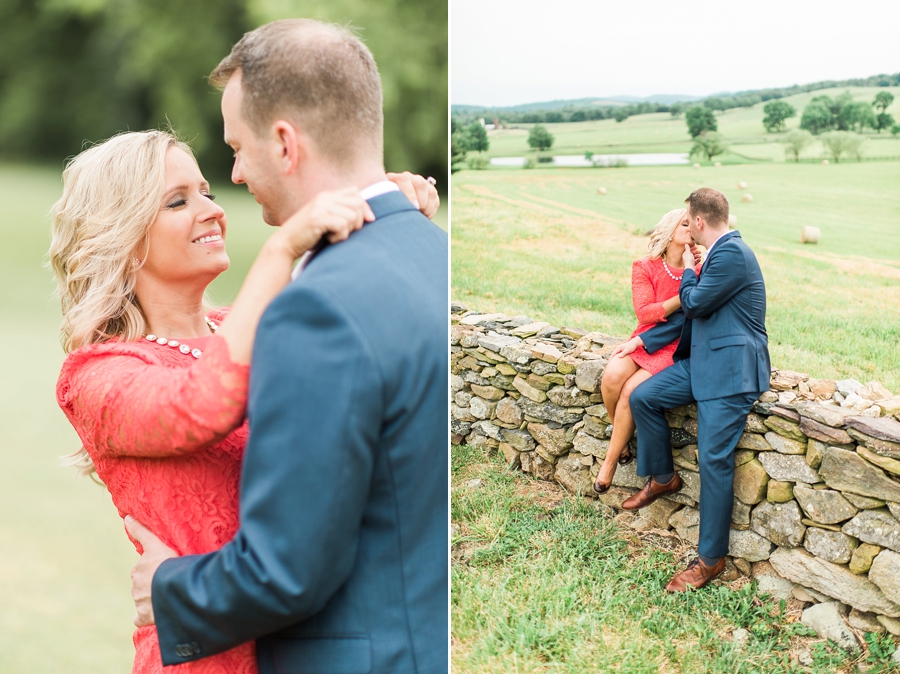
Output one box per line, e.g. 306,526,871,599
0,1,446,672
0,0,447,185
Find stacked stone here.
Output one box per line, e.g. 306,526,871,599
451,304,900,640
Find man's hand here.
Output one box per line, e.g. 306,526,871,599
610,336,643,359
124,515,178,628
387,171,440,219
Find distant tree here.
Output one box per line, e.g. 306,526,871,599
689,131,726,161
685,105,717,137
820,130,857,162
450,134,467,173
874,112,895,133
762,100,796,132
844,134,865,162
464,121,489,153
545,111,564,123
466,154,489,170
669,103,685,117
842,101,876,132
874,91,895,113
799,100,834,134
892,124,900,137
782,129,813,162
570,110,586,122
584,150,594,161
613,108,629,123
528,125,554,151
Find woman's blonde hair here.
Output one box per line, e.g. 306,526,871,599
49,130,195,476
647,208,687,259
50,130,194,354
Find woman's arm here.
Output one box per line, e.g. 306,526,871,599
632,260,672,324
57,338,249,460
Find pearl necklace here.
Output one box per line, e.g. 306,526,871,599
662,259,683,281
145,318,219,359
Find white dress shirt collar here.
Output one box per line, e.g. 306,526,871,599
292,181,399,280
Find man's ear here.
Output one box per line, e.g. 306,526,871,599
272,120,304,175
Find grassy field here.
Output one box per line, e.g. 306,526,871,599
451,160,900,391
480,86,900,162
452,445,900,673
0,160,451,672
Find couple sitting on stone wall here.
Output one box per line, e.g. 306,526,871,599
595,187,770,591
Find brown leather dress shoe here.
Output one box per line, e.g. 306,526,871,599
620,473,683,510
665,557,726,592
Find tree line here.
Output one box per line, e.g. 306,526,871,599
452,72,900,131
0,0,447,186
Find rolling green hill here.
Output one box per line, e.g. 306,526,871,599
479,86,900,162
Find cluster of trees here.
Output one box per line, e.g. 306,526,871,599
0,0,447,185
452,73,900,143
450,118,490,172
799,92,895,135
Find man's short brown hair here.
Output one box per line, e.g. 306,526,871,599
211,19,383,166
685,188,729,228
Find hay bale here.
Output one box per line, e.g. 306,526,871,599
597,187,607,195
714,162,722,167
728,214,737,227
822,160,829,166
800,226,820,244
741,194,753,203
738,181,747,189
693,163,701,169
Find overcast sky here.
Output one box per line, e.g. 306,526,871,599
451,0,900,107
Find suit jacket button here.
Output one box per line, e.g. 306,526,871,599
190,642,201,655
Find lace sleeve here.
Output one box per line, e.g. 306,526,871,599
57,335,249,460
632,259,667,325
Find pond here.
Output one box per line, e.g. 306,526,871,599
490,153,690,167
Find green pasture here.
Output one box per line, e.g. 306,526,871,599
0,160,451,673
481,86,900,161
452,445,899,673
451,160,900,391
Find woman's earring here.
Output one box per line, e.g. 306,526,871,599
131,257,141,267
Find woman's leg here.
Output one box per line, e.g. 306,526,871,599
600,354,639,427
594,367,654,489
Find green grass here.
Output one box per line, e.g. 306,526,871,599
452,445,900,673
450,161,900,391
479,86,900,161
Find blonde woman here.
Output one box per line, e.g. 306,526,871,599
593,209,700,493
50,130,437,674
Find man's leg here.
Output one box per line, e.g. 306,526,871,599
696,391,762,559
630,360,694,478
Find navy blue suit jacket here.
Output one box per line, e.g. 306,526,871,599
151,191,449,674
638,231,770,400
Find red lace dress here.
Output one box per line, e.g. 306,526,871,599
55,310,257,674
628,257,696,375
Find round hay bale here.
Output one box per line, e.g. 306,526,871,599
714,162,722,167
728,214,737,227
741,194,753,203
693,163,701,169
822,159,829,166
738,181,747,189
800,226,820,244
597,187,607,195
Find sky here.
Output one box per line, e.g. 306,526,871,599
451,0,900,107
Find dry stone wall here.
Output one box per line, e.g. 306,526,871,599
451,303,900,633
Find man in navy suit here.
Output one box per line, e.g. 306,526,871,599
125,20,448,673
617,188,769,592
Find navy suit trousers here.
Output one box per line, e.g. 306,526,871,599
630,359,762,558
